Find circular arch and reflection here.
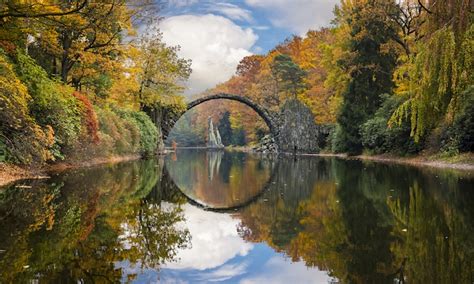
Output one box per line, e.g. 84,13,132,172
164,150,278,213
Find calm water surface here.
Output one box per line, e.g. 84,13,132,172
1,150,473,283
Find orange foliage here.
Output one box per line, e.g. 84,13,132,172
187,28,339,143
72,92,99,143
0,40,16,54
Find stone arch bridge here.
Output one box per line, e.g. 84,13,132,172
160,93,327,153
161,93,279,141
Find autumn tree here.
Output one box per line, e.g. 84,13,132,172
134,27,191,133
136,28,191,108
2,0,158,92
236,54,264,82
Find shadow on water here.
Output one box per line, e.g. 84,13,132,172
0,151,473,283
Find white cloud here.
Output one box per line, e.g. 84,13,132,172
240,256,334,284
206,3,253,22
166,0,199,8
159,14,258,96
245,0,336,35
197,262,249,282
164,204,253,270
253,25,270,31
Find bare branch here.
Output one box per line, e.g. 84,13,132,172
0,0,88,19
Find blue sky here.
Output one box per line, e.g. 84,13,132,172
156,0,337,95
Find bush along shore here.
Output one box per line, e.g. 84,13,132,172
0,50,163,186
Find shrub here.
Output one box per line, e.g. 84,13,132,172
0,51,53,164
361,94,421,155
441,86,474,153
330,124,347,153
96,108,139,155
72,92,99,143
94,108,157,157
118,110,159,156
14,51,82,156
317,124,335,151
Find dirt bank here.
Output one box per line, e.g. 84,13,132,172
301,152,474,171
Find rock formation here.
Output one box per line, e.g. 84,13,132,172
276,99,320,153
207,117,224,148
215,126,223,147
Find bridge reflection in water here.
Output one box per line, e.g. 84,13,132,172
165,149,277,211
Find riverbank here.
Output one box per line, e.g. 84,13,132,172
0,155,141,187
0,163,47,187
300,152,474,172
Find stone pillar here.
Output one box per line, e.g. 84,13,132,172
207,117,219,148
215,126,224,147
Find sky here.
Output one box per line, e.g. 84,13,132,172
156,0,338,96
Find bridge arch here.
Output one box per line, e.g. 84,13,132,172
163,93,278,141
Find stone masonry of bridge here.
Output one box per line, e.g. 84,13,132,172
161,93,324,153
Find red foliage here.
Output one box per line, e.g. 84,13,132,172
72,92,99,143
236,55,263,80
0,40,16,54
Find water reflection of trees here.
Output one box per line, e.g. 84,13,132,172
0,159,190,282
237,157,474,283
389,183,474,283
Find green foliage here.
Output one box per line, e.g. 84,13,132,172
271,54,308,98
360,94,421,155
390,28,455,142
137,29,191,107
217,111,233,146
335,96,367,154
440,86,474,154
88,73,113,99
0,50,53,164
93,107,158,157
232,128,247,146
390,25,474,143
336,2,397,155
102,108,158,156
167,112,205,147
330,124,347,153
95,108,139,156
0,2,188,165
123,111,159,156
0,138,6,162
14,51,82,154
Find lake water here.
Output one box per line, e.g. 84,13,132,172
1,150,473,283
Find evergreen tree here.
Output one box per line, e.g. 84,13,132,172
271,54,308,99
336,1,397,154
218,111,233,146
232,128,247,146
